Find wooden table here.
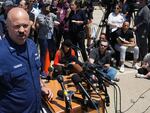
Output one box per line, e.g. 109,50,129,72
42,76,105,113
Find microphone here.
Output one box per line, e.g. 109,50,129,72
93,69,111,107
71,74,100,111
71,74,91,99
82,62,102,72
80,73,102,97
83,63,115,85
57,90,74,101
57,75,65,90
57,90,99,109
57,75,72,112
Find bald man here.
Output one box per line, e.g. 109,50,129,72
0,8,53,113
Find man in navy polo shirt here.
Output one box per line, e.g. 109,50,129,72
0,7,53,113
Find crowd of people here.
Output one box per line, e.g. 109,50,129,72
0,0,150,112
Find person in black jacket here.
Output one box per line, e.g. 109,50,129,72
66,0,88,62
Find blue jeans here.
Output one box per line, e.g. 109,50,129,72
103,67,117,80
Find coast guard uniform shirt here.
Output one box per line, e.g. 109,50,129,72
0,36,41,113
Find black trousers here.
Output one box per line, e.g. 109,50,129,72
69,30,88,62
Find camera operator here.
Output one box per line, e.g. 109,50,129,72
89,40,119,81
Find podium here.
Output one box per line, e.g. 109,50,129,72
42,76,105,113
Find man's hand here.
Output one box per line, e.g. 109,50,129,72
40,79,53,101
41,86,53,101
103,64,110,69
133,26,137,31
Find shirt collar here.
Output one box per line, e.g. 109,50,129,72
5,35,27,53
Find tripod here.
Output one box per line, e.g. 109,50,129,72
95,0,120,39
95,4,109,39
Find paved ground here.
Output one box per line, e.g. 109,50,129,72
92,6,150,113
107,62,150,113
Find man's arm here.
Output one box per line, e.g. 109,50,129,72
40,79,53,101
127,31,137,47
116,36,130,46
89,58,94,64
89,48,97,64
128,37,136,47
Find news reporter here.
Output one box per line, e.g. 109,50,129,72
0,7,53,113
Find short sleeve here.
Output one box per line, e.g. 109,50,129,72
89,48,97,60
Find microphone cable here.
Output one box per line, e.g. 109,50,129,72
106,81,122,113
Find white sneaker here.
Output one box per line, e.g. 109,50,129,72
135,73,145,78
119,65,125,73
132,64,140,70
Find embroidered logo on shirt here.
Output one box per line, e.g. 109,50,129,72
9,47,15,50
13,64,23,69
35,53,40,60
35,56,39,60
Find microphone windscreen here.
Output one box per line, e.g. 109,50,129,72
57,90,64,98
57,75,64,83
71,74,82,84
57,90,75,99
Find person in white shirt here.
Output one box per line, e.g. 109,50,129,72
108,4,126,33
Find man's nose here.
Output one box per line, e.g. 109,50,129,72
18,26,25,32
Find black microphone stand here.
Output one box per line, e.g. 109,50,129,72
81,93,88,113
93,68,110,107
57,75,72,113
64,94,72,113
81,72,102,98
